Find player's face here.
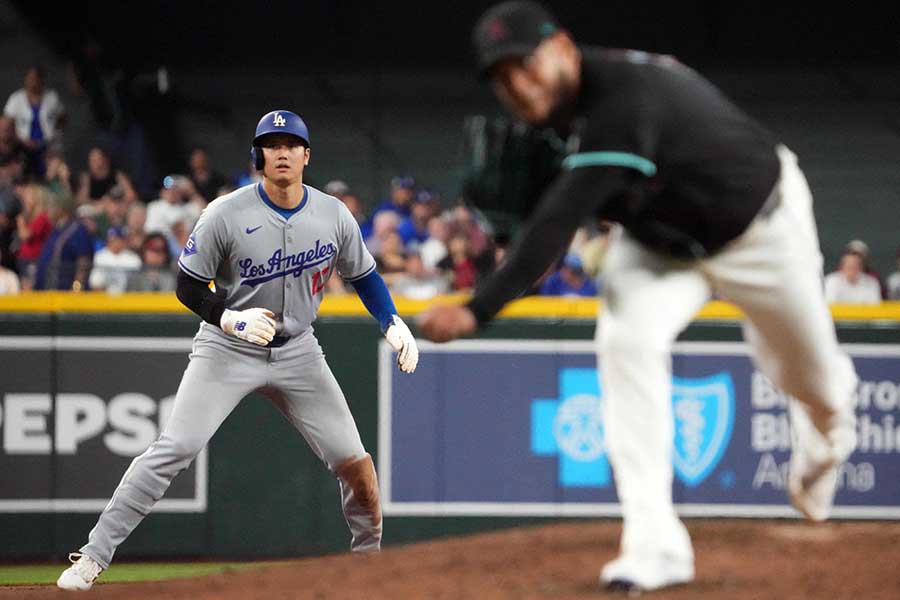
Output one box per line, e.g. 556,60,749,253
260,134,310,184
490,33,580,125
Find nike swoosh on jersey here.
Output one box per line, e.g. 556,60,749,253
245,226,263,234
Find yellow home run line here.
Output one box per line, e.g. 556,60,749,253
1,292,899,322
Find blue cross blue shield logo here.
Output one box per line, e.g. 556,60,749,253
530,368,611,487
530,368,735,489
671,372,735,487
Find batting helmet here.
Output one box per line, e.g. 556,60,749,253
250,110,311,170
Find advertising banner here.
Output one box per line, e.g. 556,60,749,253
0,337,205,513
380,340,900,518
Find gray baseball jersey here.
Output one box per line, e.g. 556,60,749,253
178,182,376,336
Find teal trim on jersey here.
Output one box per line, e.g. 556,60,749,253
562,151,657,177
257,182,308,219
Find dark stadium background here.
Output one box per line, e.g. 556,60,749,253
5,0,899,274
13,1,899,68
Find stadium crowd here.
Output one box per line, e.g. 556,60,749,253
0,65,897,303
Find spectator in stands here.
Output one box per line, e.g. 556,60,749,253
0,116,35,184
0,183,22,272
419,215,449,271
325,179,367,226
539,253,599,297
365,210,401,256
144,175,202,236
88,226,141,294
341,192,367,227
448,203,495,286
448,203,490,259
3,65,66,174
844,239,886,299
93,185,130,240
125,203,147,255
398,190,436,248
127,232,176,291
0,248,19,294
374,230,408,283
76,146,138,205
187,146,226,204
33,192,93,291
43,148,73,197
324,179,350,198
887,246,900,301
75,203,104,254
14,183,53,290
362,175,416,238
824,249,881,304
437,234,477,292
390,251,450,300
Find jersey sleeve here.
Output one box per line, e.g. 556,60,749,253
177,205,228,282
335,202,377,282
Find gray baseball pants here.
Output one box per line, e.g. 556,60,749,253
80,326,379,568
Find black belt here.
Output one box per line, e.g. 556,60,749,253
267,335,292,348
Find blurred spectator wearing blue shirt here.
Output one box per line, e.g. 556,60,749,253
34,192,93,290
539,253,598,297
362,175,415,239
397,189,437,247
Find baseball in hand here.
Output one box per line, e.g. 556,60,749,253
417,305,477,343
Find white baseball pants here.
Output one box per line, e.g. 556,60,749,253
596,145,858,563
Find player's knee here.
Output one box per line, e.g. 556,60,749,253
151,434,205,473
336,454,381,524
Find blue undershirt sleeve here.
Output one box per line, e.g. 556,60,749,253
350,270,398,332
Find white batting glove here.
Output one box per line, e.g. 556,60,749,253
385,314,418,374
220,308,276,346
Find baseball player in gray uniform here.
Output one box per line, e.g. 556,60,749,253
57,109,418,590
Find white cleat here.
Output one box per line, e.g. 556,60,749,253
788,444,846,522
56,553,103,591
600,553,694,594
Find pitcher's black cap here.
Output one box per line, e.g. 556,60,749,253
472,1,560,76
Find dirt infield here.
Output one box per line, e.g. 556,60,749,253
6,519,899,599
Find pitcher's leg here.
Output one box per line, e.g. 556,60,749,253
597,231,711,588
711,147,857,520
80,347,258,568
266,349,380,552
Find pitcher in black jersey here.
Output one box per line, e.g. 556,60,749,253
419,1,858,592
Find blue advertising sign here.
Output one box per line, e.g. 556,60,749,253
379,340,900,518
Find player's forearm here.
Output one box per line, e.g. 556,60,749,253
350,269,398,332
466,195,581,325
176,269,226,326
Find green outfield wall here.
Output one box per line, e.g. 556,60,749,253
1,295,898,561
